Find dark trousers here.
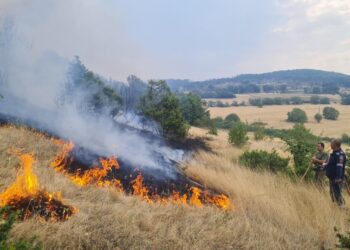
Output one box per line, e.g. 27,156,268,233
329,179,345,206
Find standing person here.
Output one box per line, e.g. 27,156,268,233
324,139,347,206
311,142,329,186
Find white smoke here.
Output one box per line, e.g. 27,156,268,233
0,11,184,176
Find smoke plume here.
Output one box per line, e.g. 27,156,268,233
0,8,184,178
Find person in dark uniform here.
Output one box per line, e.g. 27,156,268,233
311,142,329,186
324,139,347,206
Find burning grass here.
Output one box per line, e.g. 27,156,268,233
0,153,76,222
1,125,350,249
49,141,232,210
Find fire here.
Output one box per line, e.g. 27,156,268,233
70,157,122,189
0,154,76,221
50,142,123,189
50,141,233,210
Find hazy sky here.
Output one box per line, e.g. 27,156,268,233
1,0,350,80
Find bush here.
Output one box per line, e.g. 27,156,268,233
309,96,330,104
228,122,248,147
282,124,319,178
225,113,240,123
323,107,339,120
0,207,41,249
342,134,350,145
253,124,265,141
314,113,322,123
287,108,308,123
320,97,330,104
310,95,320,104
211,114,241,129
208,120,218,135
239,150,289,173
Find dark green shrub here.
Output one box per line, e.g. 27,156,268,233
310,95,320,104
314,113,322,123
287,108,308,123
320,97,330,104
228,122,248,147
239,150,289,173
323,107,339,120
224,113,240,123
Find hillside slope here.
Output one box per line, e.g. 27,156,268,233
0,125,349,249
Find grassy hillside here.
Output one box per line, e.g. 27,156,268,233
0,125,349,249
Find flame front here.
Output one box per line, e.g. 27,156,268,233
50,142,123,189
50,142,233,210
0,153,76,221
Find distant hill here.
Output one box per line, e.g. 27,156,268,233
233,69,350,85
166,69,350,98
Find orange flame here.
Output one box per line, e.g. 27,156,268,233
50,142,233,210
0,154,39,206
50,142,122,190
0,154,76,221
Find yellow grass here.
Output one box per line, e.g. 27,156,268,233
209,104,350,138
1,125,349,249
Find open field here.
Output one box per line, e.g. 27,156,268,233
209,104,350,138
205,93,341,105
1,125,349,249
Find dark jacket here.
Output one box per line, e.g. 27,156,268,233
325,149,347,180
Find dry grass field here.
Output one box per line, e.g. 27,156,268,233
209,104,350,138
1,125,350,249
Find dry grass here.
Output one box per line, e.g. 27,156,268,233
1,125,349,249
209,104,350,138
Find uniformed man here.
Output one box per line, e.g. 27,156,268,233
324,139,347,206
311,142,329,186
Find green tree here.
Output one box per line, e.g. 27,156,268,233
282,124,319,178
140,80,188,140
228,122,248,147
314,113,322,123
287,108,308,123
178,93,209,126
66,57,123,116
341,94,350,105
323,107,339,120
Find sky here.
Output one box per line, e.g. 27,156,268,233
1,0,350,81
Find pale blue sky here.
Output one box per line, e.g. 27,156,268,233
1,0,350,80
